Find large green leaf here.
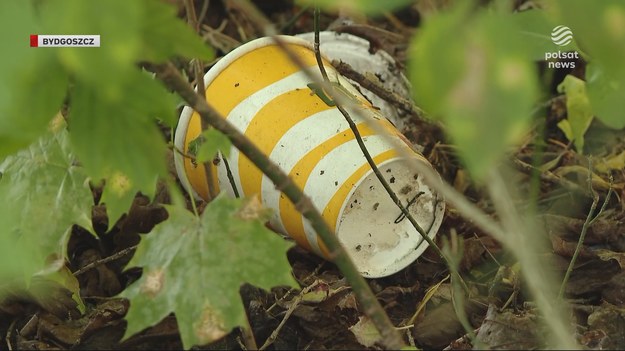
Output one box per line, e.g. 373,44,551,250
0,127,93,289
121,196,296,348
0,1,69,159
556,75,594,152
409,6,538,179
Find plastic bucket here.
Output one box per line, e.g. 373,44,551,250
174,35,445,278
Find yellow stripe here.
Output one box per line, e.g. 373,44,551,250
239,89,334,199
206,44,323,117
278,123,377,251
318,149,401,257
182,44,327,199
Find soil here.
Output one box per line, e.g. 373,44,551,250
2,1,625,350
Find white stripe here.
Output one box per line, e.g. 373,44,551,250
300,134,395,254
261,109,347,237
174,106,200,199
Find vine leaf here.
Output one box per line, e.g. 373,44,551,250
556,75,594,153
121,196,296,348
0,126,93,293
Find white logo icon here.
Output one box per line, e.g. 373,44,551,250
551,25,573,46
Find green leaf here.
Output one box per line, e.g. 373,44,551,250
0,128,93,289
556,75,593,152
69,70,171,228
140,0,214,62
586,64,625,129
509,9,581,61
121,196,296,348
195,129,232,163
298,0,413,15
409,7,538,179
0,1,69,159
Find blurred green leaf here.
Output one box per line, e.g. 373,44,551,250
121,197,296,348
0,1,69,159
510,9,581,61
556,75,593,152
298,0,413,15
586,64,625,129
140,0,214,62
69,70,171,228
0,128,92,290
551,0,625,75
410,7,538,179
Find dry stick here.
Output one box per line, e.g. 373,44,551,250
152,62,405,350
513,158,588,196
558,170,613,300
259,281,321,350
309,7,461,288
332,60,429,121
73,245,138,276
185,0,217,200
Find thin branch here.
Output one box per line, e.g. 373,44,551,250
332,60,429,122
185,0,216,200
513,158,588,196
558,167,613,299
73,245,138,276
259,281,321,350
151,61,405,350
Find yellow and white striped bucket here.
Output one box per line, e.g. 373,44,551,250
174,36,445,278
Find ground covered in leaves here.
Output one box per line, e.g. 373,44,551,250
2,1,625,350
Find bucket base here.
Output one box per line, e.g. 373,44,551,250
336,159,444,278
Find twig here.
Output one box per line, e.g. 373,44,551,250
151,61,405,350
259,281,320,350
239,318,258,351
185,0,216,200
73,245,138,276
558,166,613,299
169,143,197,162
5,318,15,351
332,60,429,122
196,0,210,27
513,158,588,196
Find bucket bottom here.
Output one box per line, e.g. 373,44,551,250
336,159,444,278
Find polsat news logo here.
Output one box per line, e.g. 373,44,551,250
30,35,100,47
545,25,578,69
